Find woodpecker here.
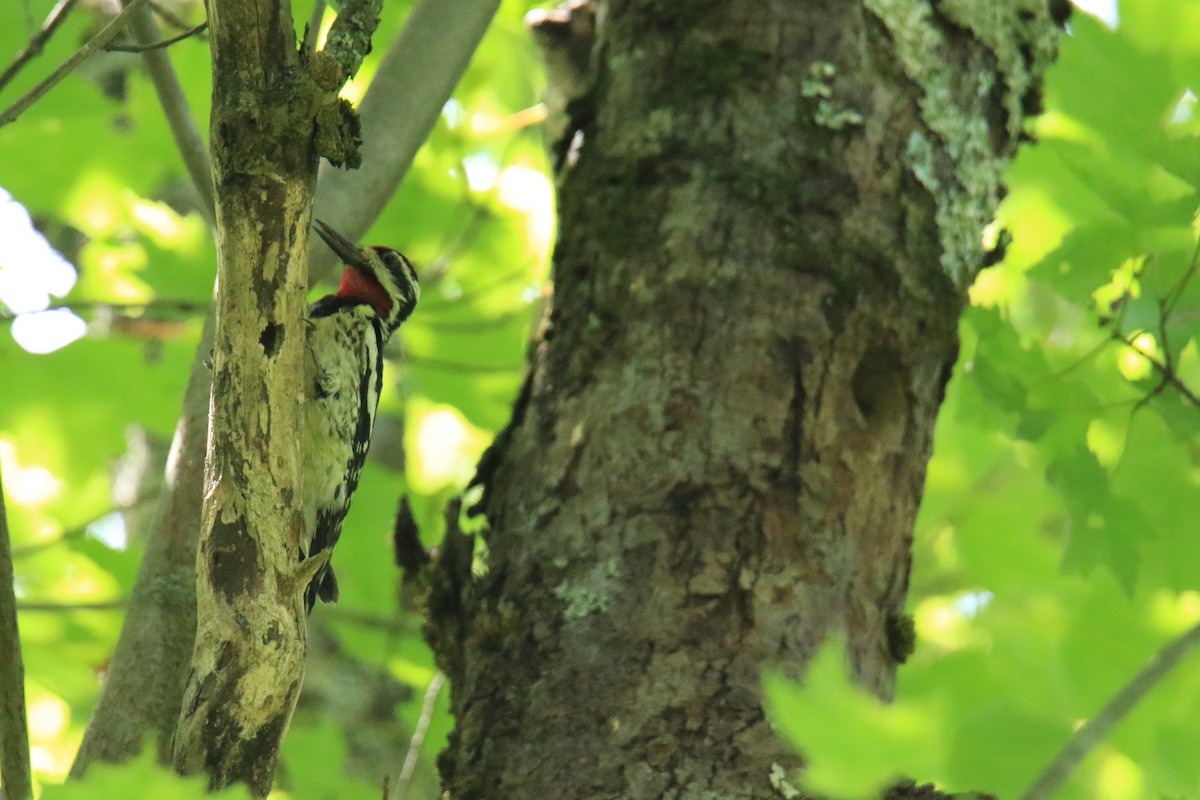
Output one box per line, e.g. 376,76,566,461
303,219,419,612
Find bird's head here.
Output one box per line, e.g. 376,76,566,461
313,219,420,333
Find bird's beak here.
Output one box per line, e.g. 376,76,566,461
313,219,371,270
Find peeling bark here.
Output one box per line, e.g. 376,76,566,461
431,2,1058,797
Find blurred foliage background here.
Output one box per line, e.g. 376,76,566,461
2,1,1199,799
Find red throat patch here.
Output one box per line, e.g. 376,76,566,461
337,266,393,318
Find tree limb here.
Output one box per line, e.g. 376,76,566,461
1020,620,1200,800
0,464,32,800
123,1,215,222
0,0,81,95
71,316,213,777
105,21,209,53
0,0,152,129
310,0,502,281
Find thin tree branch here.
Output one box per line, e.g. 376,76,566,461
1,299,209,323
1162,236,1200,318
1119,333,1200,410
392,672,445,800
313,0,382,89
0,463,33,800
146,0,198,34
322,607,416,635
402,355,524,374
1020,620,1200,800
16,600,126,612
0,0,82,95
0,0,152,129
104,21,208,53
414,310,533,333
123,1,215,222
10,501,149,559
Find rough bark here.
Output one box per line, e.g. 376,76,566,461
431,2,1058,798
169,1,379,794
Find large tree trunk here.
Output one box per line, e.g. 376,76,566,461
430,1,1060,796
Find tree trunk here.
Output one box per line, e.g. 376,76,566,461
169,1,379,794
430,1,1059,797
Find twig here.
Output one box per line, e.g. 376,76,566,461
1,299,209,323
16,599,126,612
1119,333,1200,410
1020,620,1200,800
392,672,445,799
415,310,533,333
1162,236,1200,318
14,599,125,614
0,0,152,129
321,607,416,635
417,266,531,309
402,355,524,374
146,0,198,33
10,500,150,559
104,21,208,53
0,0,82,95
122,1,215,222
0,463,33,800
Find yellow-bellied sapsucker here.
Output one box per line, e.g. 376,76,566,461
303,219,419,611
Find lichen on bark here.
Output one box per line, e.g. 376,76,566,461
429,2,1059,798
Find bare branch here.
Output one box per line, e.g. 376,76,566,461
104,21,208,53
0,463,32,800
123,1,215,222
1,299,209,323
146,0,198,33
1021,621,1200,800
0,0,82,96
310,0,502,282
392,672,445,800
10,501,150,558
0,0,152,129
403,355,524,375
16,600,125,612
71,316,212,777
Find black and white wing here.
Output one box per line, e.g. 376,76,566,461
302,298,385,611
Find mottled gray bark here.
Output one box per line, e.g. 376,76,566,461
430,2,1059,798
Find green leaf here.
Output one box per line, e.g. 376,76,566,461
764,638,943,798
